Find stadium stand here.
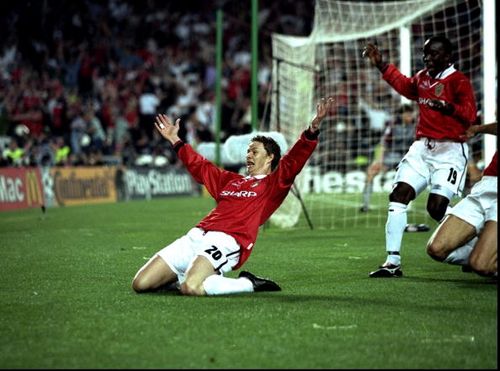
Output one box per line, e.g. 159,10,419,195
0,0,314,167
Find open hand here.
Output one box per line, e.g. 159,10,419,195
154,114,181,145
362,43,387,71
310,96,335,132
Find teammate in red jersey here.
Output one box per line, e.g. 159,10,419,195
362,35,477,277
427,122,497,277
132,96,335,296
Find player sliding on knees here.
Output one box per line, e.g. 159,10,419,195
132,96,335,296
426,122,497,277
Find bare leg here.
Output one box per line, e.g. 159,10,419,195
426,215,476,262
469,221,497,276
179,255,218,296
132,255,178,293
179,256,259,296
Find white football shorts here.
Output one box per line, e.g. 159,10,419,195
156,227,241,283
394,138,469,199
448,176,497,233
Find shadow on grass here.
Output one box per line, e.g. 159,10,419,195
402,274,498,287
135,274,496,300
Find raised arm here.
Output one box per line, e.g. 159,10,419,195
153,113,231,198
275,96,335,187
154,114,181,145
310,96,335,133
362,43,388,73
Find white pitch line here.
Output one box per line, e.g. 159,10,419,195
313,323,357,330
420,335,475,343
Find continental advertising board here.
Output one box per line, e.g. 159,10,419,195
50,167,117,206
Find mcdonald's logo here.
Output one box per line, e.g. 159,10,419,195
25,169,44,207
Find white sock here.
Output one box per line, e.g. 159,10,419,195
443,237,476,266
385,254,401,266
384,202,407,265
202,274,254,296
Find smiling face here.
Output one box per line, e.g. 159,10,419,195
246,141,274,176
422,39,451,78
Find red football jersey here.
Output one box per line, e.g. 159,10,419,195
483,151,497,177
382,64,477,141
176,130,318,269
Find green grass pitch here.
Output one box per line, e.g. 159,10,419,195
0,194,496,369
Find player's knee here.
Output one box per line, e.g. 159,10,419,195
426,240,447,261
389,193,406,204
389,189,414,205
427,204,446,222
132,275,150,293
389,184,414,204
469,253,496,277
179,281,206,296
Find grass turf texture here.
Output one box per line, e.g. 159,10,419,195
0,195,496,369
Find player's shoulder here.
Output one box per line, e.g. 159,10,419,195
415,68,428,78
441,66,470,82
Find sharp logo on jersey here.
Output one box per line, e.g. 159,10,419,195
434,83,444,96
220,190,258,197
419,97,432,105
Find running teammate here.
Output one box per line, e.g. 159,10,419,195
362,35,477,277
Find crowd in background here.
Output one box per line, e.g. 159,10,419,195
0,0,313,167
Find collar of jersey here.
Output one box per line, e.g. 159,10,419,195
244,174,267,180
427,64,456,80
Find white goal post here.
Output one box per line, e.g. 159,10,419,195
268,0,495,229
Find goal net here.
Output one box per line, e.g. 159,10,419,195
268,0,489,229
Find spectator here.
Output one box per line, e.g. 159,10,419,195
1,138,26,166
0,1,315,167
138,82,160,141
83,106,107,153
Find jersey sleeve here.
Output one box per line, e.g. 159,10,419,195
448,76,477,125
276,130,318,187
382,64,419,101
177,143,233,198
